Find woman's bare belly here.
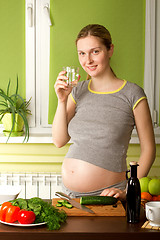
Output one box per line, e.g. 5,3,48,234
62,158,126,192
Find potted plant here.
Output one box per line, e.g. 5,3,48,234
0,76,31,143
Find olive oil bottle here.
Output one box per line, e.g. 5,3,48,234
126,161,141,223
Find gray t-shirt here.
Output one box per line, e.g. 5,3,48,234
65,80,146,172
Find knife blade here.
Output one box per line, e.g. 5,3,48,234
55,191,95,214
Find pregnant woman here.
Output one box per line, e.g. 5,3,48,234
52,24,156,200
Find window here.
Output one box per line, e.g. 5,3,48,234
26,0,51,133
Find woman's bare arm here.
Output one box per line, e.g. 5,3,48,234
52,96,75,147
133,99,156,178
52,71,76,147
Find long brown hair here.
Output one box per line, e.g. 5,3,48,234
76,24,112,50
76,24,116,78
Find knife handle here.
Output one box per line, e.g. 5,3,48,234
55,191,72,200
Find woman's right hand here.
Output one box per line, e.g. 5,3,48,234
54,71,73,103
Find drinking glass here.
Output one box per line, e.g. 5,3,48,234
63,66,79,86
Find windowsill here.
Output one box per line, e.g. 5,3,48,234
0,132,53,143
0,127,160,144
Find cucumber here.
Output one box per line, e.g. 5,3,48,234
57,200,65,204
80,196,117,205
63,203,73,209
56,200,73,209
62,200,70,206
56,203,63,207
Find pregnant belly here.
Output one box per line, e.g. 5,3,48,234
62,158,126,192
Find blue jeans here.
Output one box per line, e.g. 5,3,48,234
62,180,127,198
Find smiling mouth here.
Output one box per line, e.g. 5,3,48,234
87,65,97,71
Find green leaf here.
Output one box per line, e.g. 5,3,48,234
5,108,16,143
11,198,28,210
16,75,19,95
7,79,11,97
17,109,29,143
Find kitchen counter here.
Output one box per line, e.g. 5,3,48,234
0,211,160,240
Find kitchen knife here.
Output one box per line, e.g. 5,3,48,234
55,191,95,214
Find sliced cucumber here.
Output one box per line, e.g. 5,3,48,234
56,203,63,207
56,199,73,209
63,203,73,209
62,200,70,206
80,196,117,205
57,199,66,204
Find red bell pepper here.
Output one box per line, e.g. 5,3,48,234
5,205,20,223
0,201,20,223
0,202,12,221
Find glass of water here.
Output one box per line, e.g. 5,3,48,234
63,66,79,86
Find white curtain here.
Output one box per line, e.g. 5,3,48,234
143,0,156,120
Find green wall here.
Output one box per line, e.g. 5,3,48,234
0,0,25,97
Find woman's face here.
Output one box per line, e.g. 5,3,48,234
77,35,113,79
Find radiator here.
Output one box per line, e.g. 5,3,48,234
0,173,62,199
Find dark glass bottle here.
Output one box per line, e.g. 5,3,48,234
126,161,141,223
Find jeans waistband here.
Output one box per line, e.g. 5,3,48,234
61,180,127,198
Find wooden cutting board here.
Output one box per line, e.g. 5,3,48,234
52,198,126,216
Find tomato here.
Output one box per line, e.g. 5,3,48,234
17,210,36,224
5,205,20,223
0,202,12,221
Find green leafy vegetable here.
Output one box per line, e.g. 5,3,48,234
10,198,28,210
10,197,67,230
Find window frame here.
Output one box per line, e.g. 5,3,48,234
26,0,51,133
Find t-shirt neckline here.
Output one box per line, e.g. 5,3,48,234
88,79,127,94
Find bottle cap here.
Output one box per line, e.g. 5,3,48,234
130,161,139,166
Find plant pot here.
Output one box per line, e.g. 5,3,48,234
2,113,24,136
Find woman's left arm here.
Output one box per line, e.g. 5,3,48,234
133,98,156,178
